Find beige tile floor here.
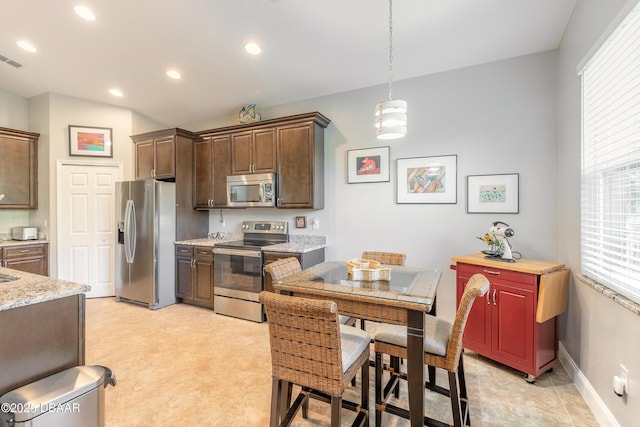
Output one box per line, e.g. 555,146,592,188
85,298,600,427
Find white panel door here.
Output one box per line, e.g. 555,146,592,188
58,162,122,298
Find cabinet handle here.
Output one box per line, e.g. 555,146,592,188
492,289,497,305
483,269,501,275
486,292,490,305
19,250,31,253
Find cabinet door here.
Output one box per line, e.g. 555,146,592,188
253,128,276,173
193,137,214,208
277,123,316,208
135,139,155,180
491,281,535,368
194,257,214,306
458,274,491,354
176,256,194,299
230,132,253,175
212,135,231,207
153,136,176,179
0,132,38,209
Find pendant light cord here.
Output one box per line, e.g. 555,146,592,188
387,0,394,101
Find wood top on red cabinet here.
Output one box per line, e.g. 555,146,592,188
451,253,564,275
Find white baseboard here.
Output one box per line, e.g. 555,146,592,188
558,343,619,427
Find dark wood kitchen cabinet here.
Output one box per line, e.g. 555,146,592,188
0,127,39,209
262,248,325,293
193,135,231,208
230,128,276,175
451,253,566,381
175,245,214,309
1,243,49,276
132,131,176,180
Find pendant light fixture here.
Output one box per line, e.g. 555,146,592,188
375,0,407,140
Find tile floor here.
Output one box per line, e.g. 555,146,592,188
85,298,600,426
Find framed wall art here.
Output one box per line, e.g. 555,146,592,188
69,125,113,158
295,216,307,228
467,173,519,213
347,146,390,183
396,155,457,204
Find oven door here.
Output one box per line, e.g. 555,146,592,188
213,247,263,302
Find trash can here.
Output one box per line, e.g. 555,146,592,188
0,365,116,427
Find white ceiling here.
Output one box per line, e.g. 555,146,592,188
0,0,577,127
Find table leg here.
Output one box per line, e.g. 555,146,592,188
407,309,424,427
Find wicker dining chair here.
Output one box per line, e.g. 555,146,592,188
373,273,490,427
259,291,371,427
361,251,406,266
264,257,356,326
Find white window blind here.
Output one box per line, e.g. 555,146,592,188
580,2,640,304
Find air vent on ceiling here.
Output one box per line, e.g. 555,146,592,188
0,54,23,68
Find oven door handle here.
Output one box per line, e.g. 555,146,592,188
213,248,262,258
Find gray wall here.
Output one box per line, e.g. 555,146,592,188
557,0,639,425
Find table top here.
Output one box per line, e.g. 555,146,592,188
452,253,564,275
273,261,441,312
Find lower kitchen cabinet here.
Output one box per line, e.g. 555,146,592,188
175,245,214,309
262,248,325,293
452,254,565,381
1,243,48,276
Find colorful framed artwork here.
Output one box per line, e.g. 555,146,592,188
69,125,113,158
295,216,307,228
396,155,457,204
467,173,519,213
347,146,390,183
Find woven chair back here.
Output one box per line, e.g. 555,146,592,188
444,273,490,370
361,251,406,266
259,291,346,396
264,257,302,282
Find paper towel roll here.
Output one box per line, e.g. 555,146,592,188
613,375,626,396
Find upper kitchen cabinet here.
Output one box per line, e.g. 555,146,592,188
193,134,231,209
0,127,39,209
230,128,276,175
131,128,194,180
276,113,330,209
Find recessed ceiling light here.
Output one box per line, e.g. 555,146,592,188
74,6,96,21
109,88,124,97
166,69,181,80
244,43,261,55
16,40,37,53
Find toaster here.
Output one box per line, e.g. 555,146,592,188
11,226,38,240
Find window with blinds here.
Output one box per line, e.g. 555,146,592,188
580,2,640,304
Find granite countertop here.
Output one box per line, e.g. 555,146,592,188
175,234,327,253
263,242,326,253
0,267,90,312
174,238,238,247
0,239,49,248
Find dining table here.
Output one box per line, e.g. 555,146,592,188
272,260,441,427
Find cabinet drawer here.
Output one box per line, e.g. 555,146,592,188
175,245,194,257
194,246,214,260
457,263,536,286
3,244,45,259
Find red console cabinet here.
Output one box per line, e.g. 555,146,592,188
451,254,565,381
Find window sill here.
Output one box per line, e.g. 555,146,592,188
577,274,640,316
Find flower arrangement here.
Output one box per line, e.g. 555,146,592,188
477,233,502,255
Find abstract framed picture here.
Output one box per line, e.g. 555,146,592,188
467,173,519,213
347,146,390,183
69,125,113,158
396,155,457,204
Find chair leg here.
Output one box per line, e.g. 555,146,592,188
448,371,464,427
361,360,369,412
270,378,281,427
330,395,342,427
375,351,383,427
390,356,401,398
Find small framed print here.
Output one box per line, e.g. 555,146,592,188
295,216,306,228
396,155,457,204
467,173,519,213
69,125,113,158
347,146,390,183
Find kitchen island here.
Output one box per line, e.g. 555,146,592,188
0,266,89,395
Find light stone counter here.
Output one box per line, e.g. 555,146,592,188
0,238,49,248
266,235,327,254
0,266,90,312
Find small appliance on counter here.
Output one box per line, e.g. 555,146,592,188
11,226,38,241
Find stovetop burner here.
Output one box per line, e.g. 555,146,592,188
215,220,289,250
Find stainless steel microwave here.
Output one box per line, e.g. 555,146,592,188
227,173,277,207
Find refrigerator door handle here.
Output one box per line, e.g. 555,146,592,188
124,199,137,263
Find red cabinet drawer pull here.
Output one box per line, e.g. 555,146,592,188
483,269,501,275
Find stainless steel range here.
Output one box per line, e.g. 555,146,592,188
213,220,288,322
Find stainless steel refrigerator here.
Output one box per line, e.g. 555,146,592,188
115,179,176,309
